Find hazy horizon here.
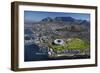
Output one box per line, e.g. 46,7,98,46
24,11,90,22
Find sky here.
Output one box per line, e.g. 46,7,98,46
24,11,90,22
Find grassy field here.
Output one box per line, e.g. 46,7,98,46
49,38,89,52
50,44,67,51
67,38,89,50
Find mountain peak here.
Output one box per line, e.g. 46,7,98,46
41,16,75,22
41,17,53,22
55,17,75,22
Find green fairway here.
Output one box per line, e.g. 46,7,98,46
67,38,89,50
50,44,67,51
48,38,89,52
